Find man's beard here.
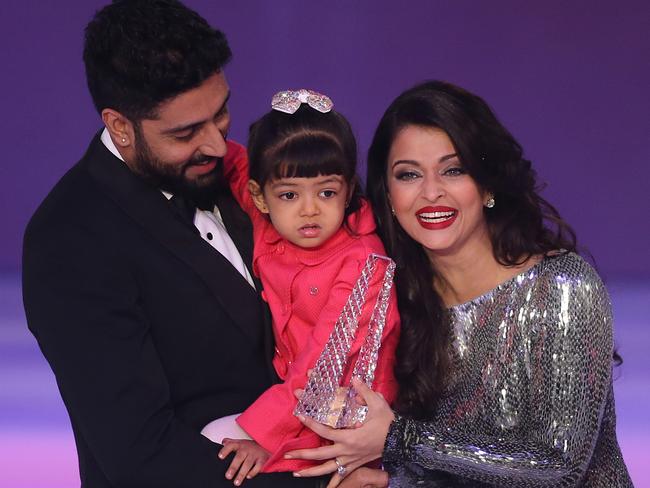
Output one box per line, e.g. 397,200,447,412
132,128,227,205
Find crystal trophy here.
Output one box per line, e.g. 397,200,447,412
294,253,396,428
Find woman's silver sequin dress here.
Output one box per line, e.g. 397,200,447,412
383,252,632,487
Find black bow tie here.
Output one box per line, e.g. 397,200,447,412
169,195,215,234
169,195,196,225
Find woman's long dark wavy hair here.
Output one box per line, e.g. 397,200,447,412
367,81,578,419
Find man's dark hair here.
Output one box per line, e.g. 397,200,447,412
83,0,232,121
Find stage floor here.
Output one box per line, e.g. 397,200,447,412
1,274,647,486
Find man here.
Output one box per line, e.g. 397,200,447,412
22,1,321,486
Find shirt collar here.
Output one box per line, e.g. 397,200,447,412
100,128,174,202
100,128,126,162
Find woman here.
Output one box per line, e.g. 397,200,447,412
285,81,632,487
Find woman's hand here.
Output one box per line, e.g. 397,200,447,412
218,438,270,486
285,378,395,484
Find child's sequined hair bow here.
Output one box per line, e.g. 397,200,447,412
271,89,333,114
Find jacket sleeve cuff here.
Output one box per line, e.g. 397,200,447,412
382,413,411,467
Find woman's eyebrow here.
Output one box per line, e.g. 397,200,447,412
391,153,457,169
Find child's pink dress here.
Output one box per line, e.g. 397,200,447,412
224,141,400,472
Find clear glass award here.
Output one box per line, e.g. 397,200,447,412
293,254,396,428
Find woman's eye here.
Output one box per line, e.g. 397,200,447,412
395,170,420,181
279,192,296,200
319,190,337,198
442,167,466,177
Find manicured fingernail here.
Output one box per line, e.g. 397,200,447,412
284,454,293,459
235,480,241,486
226,470,233,479
293,472,301,477
297,415,306,422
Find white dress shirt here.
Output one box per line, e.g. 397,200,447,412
100,128,255,288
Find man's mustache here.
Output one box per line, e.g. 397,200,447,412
188,155,223,166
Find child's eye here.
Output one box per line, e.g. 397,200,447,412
319,190,337,198
279,192,297,200
395,170,420,181
442,167,466,177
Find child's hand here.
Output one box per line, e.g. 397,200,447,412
218,438,270,486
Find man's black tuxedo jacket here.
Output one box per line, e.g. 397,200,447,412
23,134,319,487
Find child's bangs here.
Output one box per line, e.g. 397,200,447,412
271,134,348,181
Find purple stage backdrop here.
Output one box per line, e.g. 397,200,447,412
1,2,649,487
0,0,649,278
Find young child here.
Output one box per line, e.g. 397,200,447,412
201,90,400,484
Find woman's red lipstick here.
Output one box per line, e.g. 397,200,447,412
415,206,457,229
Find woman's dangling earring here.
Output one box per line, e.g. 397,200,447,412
485,195,495,208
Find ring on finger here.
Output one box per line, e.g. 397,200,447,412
334,458,347,477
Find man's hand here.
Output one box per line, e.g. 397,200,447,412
218,438,270,486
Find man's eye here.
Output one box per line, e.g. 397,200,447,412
395,170,420,181
320,190,336,198
215,105,229,120
175,130,195,141
279,192,296,200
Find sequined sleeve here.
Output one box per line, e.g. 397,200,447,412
383,255,617,487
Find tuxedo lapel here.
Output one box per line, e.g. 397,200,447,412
83,134,263,342
215,172,277,374
215,192,254,282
